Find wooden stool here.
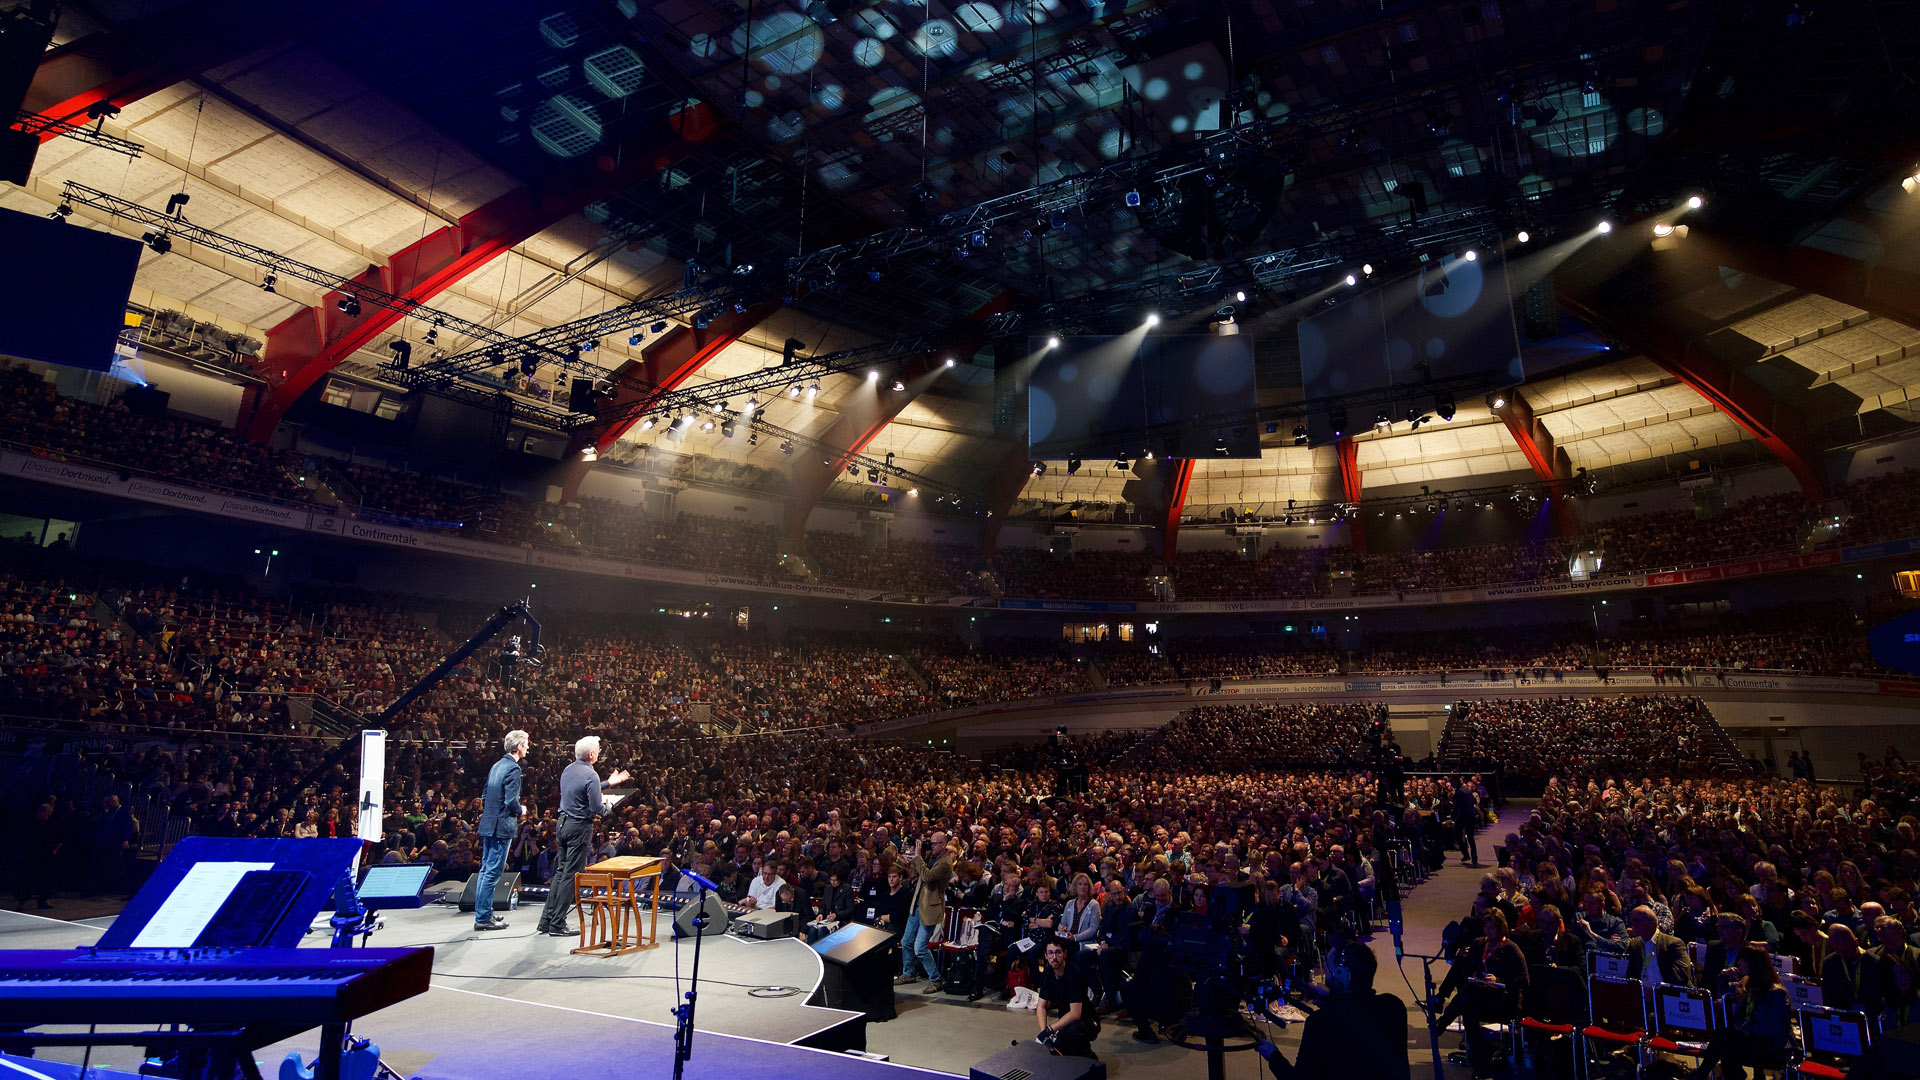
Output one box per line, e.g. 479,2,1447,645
574,856,665,957
571,869,620,956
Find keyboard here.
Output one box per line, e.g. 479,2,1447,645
0,947,433,1026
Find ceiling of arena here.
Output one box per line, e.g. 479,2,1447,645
9,0,1920,516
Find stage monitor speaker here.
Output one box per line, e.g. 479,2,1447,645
673,893,729,938
457,872,521,913
970,1041,1106,1080
812,923,896,1022
733,908,798,939
1878,1019,1920,1076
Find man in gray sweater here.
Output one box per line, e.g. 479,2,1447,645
536,735,631,937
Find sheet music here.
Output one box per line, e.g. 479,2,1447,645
131,861,276,948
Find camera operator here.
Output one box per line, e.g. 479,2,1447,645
1255,938,1408,1080
1035,936,1101,1058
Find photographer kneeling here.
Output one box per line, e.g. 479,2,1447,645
1256,939,1408,1080
1035,936,1101,1058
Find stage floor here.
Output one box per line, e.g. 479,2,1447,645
0,903,960,1080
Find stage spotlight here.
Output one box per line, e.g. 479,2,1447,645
1516,230,1530,243
1687,195,1704,209
651,321,668,334
743,399,757,414
788,384,801,397
424,328,438,346
261,273,277,294
907,487,918,497
1653,223,1675,237
140,230,171,254
628,333,643,346
580,446,597,461
388,340,411,368
1032,462,1046,476
337,295,360,316
640,415,657,431
1374,409,1391,428
867,369,880,382
700,418,715,432
1142,450,1153,461
806,383,820,398
1114,456,1130,470
1463,249,1478,262
780,439,794,453
1345,274,1357,286
892,379,906,391
1145,313,1160,327
1235,290,1247,302
1066,456,1081,475
944,356,957,368
1047,336,1061,349
1362,263,1374,276
1597,221,1613,234
712,400,727,413
1292,425,1308,445
867,467,881,483
721,420,735,437
748,432,758,446
1488,392,1507,409
1125,189,1141,207
52,202,72,218
1213,438,1229,456
1436,392,1456,421
847,463,861,477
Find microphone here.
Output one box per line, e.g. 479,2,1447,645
680,867,720,892
1388,896,1405,960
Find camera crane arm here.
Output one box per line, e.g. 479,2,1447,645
261,599,542,830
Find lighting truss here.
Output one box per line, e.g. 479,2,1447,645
1008,206,1507,336
14,110,143,158
1160,474,1574,527
394,280,744,391
60,181,580,369
1027,368,1517,462
569,332,940,432
742,413,973,506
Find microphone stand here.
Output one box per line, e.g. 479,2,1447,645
1397,949,1448,1080
671,880,712,1080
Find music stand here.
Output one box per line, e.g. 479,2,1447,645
99,837,363,950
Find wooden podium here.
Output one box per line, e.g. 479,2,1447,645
572,855,665,957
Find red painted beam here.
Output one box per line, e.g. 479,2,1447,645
1159,458,1196,564
558,302,783,500
1557,292,1828,499
24,2,360,137
244,126,716,442
1336,436,1366,554
781,289,1017,538
1496,391,1576,532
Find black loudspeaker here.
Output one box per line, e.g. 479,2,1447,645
120,385,171,419
457,872,521,913
1876,1020,1920,1076
814,923,897,1022
567,377,596,414
969,1041,1106,1080
672,893,729,938
0,128,36,187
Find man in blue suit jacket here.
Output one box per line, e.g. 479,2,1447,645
475,730,529,931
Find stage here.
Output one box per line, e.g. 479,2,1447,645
0,902,963,1080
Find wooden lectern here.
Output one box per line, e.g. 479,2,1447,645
573,855,665,957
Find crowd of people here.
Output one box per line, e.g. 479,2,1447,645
9,360,1920,606
1438,696,1726,780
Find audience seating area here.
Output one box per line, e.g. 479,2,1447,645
8,361,1920,604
